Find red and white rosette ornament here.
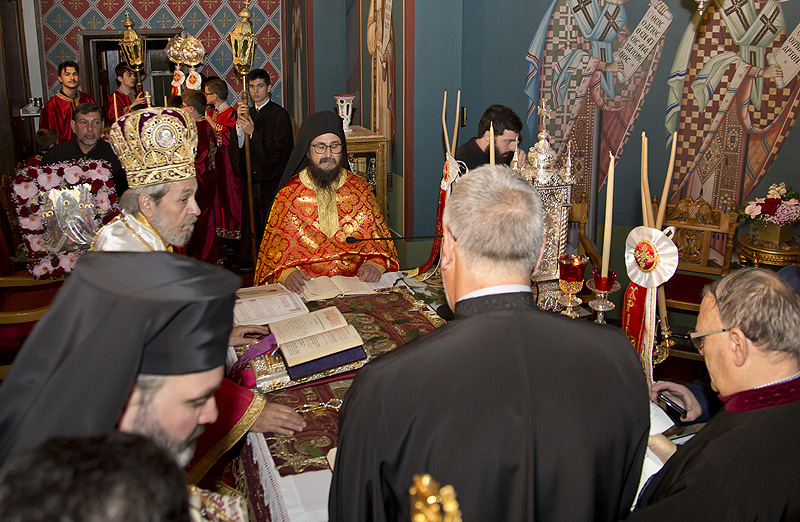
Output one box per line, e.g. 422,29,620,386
185,69,202,90
171,69,186,97
621,226,678,384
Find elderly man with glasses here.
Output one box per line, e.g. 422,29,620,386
630,267,800,521
253,111,398,292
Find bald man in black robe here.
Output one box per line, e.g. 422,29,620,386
329,165,649,522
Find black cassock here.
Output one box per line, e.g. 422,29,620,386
329,292,649,522
228,100,293,262
630,377,800,521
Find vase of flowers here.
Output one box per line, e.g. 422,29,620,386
742,183,800,245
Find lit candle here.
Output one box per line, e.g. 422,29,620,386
601,152,615,278
489,122,495,165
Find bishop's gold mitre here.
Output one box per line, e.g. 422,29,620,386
108,106,197,188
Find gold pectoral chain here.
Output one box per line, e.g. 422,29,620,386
295,398,342,414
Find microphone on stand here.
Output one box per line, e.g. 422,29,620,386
345,235,443,244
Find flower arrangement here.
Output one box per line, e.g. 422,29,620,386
742,183,800,227
13,160,120,279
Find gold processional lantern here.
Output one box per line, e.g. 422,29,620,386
230,7,259,264
231,8,257,84
119,12,145,91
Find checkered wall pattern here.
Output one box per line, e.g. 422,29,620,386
38,0,284,106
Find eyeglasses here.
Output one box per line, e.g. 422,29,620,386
310,142,343,154
689,328,728,350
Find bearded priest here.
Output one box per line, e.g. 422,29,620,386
254,111,399,292
91,104,306,484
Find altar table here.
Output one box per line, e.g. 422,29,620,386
232,288,444,521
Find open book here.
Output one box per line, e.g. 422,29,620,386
233,284,309,326
302,272,403,301
269,306,367,379
302,275,374,301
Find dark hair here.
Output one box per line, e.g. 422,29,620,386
182,89,206,115
246,68,271,85
35,128,58,153
73,102,102,121
167,95,183,108
0,432,190,522
477,104,523,137
115,63,134,81
58,61,79,75
205,78,228,100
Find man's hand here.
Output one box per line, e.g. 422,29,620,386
650,381,703,422
251,403,307,436
357,263,381,282
228,324,271,346
285,270,311,294
600,60,623,73
236,102,254,137
648,434,677,464
761,63,783,80
133,91,147,106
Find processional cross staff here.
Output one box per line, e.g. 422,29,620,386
230,8,259,265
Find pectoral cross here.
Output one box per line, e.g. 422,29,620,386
572,0,595,27
599,7,621,40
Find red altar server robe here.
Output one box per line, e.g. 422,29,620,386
210,105,242,240
105,89,135,123
40,91,96,143
186,119,224,265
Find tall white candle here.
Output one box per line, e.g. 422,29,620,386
489,122,495,165
601,152,615,278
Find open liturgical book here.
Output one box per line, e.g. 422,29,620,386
302,275,375,301
302,272,402,301
233,283,309,326
270,306,367,380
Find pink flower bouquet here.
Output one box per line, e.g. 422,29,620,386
742,183,800,227
14,160,120,279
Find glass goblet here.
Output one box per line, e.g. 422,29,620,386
558,254,588,318
587,269,620,324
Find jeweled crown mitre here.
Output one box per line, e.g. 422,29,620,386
108,106,197,188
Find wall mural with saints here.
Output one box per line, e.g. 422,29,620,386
522,0,799,218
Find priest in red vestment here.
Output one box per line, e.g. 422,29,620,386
104,63,145,123
182,90,223,266
204,78,242,241
255,111,399,291
40,61,95,143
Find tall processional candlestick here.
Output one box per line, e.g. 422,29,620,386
231,8,258,264
119,12,146,94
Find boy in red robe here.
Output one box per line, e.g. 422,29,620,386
105,62,145,123
40,61,95,143
205,78,242,243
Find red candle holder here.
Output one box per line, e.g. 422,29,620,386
558,255,588,318
592,269,618,292
558,254,588,282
